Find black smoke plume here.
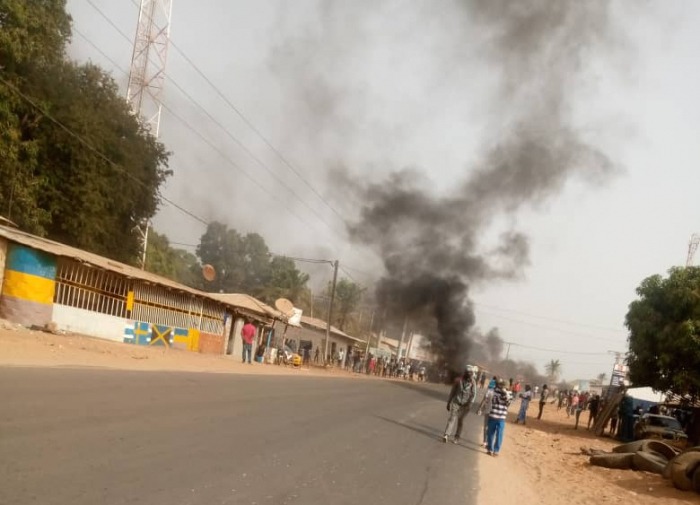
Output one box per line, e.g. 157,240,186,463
347,1,618,370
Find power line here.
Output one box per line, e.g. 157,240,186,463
0,76,209,226
505,341,610,356
84,0,342,242
474,302,626,334
132,1,350,226
474,307,626,344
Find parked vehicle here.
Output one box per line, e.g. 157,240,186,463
277,345,302,367
634,414,688,449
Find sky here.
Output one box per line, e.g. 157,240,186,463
66,0,700,381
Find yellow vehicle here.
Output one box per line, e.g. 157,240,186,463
279,345,303,367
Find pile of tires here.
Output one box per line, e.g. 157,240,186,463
589,440,700,494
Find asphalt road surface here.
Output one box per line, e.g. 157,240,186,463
1,367,482,505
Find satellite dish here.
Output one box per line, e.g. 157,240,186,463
274,298,295,316
202,264,216,282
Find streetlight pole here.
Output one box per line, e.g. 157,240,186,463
324,260,339,365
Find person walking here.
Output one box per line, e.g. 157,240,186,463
443,366,478,444
515,384,532,424
586,395,599,431
536,384,549,420
486,378,511,456
241,320,256,364
476,381,495,447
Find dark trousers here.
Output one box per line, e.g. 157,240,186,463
537,401,545,419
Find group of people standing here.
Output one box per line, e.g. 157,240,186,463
442,367,554,457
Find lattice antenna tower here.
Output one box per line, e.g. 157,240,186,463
126,0,173,268
687,233,700,267
126,0,173,137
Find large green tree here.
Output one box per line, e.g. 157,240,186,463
195,221,310,299
145,231,202,288
258,256,310,305
0,0,171,263
626,267,700,400
331,278,364,331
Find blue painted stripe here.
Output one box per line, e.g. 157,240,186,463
6,245,57,279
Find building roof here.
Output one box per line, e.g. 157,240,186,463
0,225,284,322
209,293,284,320
300,315,366,344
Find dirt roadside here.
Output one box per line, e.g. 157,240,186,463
1,323,696,505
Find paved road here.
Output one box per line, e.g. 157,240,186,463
1,367,482,505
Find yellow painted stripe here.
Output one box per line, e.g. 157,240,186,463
2,270,55,304
126,291,134,312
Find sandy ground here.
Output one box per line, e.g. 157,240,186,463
1,321,697,505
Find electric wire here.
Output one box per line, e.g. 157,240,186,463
127,0,350,226
0,75,209,226
474,302,626,334
84,0,343,241
474,307,627,344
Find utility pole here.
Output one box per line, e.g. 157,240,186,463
687,234,700,267
505,342,512,360
127,0,173,268
323,260,339,365
397,316,408,359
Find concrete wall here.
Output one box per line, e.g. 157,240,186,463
52,304,127,342
0,244,56,327
199,331,225,355
0,238,7,294
229,317,245,358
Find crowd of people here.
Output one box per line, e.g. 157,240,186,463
441,369,611,458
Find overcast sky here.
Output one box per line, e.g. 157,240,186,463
67,0,700,382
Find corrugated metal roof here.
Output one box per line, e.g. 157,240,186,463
0,225,283,321
300,315,366,343
209,293,283,320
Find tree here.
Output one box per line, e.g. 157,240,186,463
144,231,202,288
331,278,364,330
545,359,562,383
258,256,310,305
195,221,309,300
0,0,72,234
626,267,700,400
0,1,171,263
597,373,607,384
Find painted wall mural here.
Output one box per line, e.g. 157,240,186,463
123,321,200,351
0,244,56,327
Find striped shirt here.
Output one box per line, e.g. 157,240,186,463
489,387,511,420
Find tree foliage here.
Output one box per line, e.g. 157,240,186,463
144,231,201,288
0,0,171,263
626,267,700,399
331,278,364,330
195,221,309,303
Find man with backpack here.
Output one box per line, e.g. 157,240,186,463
442,365,478,444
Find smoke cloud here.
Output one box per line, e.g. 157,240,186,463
271,1,621,370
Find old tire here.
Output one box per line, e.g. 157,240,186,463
632,451,667,474
613,440,647,454
590,453,635,470
643,441,678,460
670,453,700,491
692,466,700,493
663,447,700,479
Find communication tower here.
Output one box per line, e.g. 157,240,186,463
126,0,173,268
126,0,173,137
687,234,700,267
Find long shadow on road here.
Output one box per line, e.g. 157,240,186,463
385,379,449,402
375,415,483,455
